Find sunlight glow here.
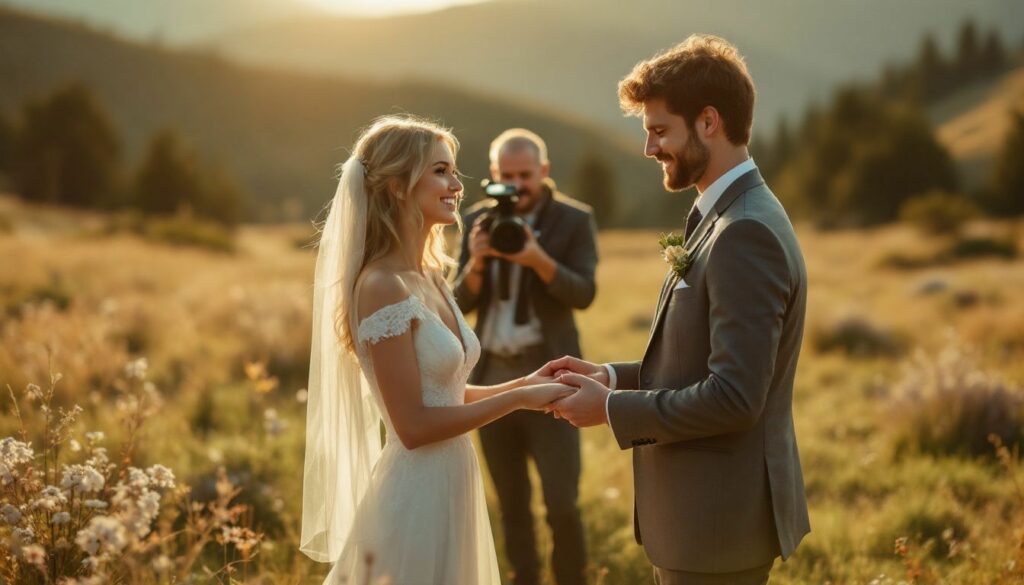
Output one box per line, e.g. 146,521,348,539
304,0,487,17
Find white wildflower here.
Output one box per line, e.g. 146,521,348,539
25,383,43,401
61,464,105,494
126,467,150,489
69,439,82,452
2,503,22,525
152,554,173,572
21,543,46,567
138,490,160,519
12,525,35,544
0,463,13,486
75,516,127,556
146,464,175,489
52,511,71,525
84,499,108,510
33,485,67,511
0,437,34,466
84,432,105,444
124,357,149,380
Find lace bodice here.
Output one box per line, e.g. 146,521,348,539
355,288,481,442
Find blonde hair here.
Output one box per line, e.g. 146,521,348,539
334,114,461,351
488,128,549,166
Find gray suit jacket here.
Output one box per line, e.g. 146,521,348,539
453,184,598,383
607,169,810,573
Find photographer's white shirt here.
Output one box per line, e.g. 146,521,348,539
480,210,544,357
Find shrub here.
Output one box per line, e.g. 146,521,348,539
899,191,981,235
142,215,235,253
889,333,1024,458
813,316,904,358
940,236,1017,261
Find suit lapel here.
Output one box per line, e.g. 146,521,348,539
638,168,767,369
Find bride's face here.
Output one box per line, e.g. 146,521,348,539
408,140,463,227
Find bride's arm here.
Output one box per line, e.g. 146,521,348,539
465,378,528,403
360,271,569,450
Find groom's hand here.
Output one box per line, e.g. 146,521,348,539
538,356,609,386
546,372,610,427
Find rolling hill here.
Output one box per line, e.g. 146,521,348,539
932,65,1024,189
207,0,1024,138
0,5,666,224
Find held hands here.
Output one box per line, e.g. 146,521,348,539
533,356,612,427
516,383,577,411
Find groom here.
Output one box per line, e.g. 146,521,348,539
546,35,810,584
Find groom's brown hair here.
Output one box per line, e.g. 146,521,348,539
618,34,755,146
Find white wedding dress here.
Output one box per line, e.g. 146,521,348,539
324,288,501,585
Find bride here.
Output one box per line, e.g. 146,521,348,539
300,115,573,584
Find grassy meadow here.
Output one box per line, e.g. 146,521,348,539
1,194,1023,584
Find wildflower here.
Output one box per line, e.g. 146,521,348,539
75,516,128,556
25,383,43,401
61,464,105,494
69,439,82,452
152,555,173,572
34,486,68,511
84,499,108,510
2,503,22,525
264,408,288,437
52,511,71,525
126,467,150,489
124,357,149,380
12,526,35,544
146,464,176,489
0,463,13,486
0,437,34,466
21,543,46,568
84,432,105,444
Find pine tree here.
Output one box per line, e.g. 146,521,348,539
10,82,121,207
135,130,204,216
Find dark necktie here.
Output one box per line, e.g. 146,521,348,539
684,205,703,240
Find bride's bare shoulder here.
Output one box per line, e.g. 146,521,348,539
356,263,413,320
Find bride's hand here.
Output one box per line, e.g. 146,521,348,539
516,383,576,411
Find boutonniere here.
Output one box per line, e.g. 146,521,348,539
658,232,692,278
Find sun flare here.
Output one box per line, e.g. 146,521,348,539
305,0,485,17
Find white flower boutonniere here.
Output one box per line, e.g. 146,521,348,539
658,232,692,279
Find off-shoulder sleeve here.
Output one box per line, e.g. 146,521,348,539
356,296,423,345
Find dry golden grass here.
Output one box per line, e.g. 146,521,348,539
1,194,1023,583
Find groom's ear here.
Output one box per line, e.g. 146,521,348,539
698,106,722,139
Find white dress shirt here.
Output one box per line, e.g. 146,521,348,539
602,158,758,424
480,210,544,356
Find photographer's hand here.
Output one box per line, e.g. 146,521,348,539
498,226,557,284
469,216,496,270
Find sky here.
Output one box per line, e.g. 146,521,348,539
302,0,485,16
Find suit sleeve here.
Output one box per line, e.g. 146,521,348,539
609,361,641,390
607,219,791,450
544,212,598,309
452,210,481,313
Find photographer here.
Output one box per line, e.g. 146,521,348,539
453,129,598,585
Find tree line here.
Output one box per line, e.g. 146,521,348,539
0,82,243,227
749,19,1023,228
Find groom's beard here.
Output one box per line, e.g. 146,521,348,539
658,136,710,192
